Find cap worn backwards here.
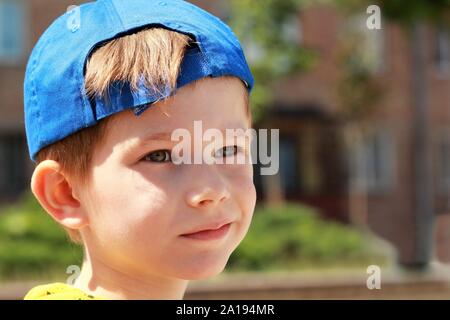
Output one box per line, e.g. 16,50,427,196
24,0,254,162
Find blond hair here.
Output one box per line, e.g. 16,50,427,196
84,28,191,100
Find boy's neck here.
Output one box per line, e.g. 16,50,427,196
73,255,189,300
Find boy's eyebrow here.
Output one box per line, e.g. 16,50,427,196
140,131,174,142
138,126,249,143
123,131,173,156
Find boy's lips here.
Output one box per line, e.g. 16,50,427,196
180,220,233,240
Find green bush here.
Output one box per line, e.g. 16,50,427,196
0,193,83,280
227,203,391,271
0,193,390,280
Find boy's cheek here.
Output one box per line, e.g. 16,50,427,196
231,174,257,220
229,168,256,194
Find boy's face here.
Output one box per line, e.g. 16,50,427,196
77,77,256,280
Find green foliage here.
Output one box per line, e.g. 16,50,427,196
376,0,450,25
228,0,318,122
0,193,83,280
228,0,450,122
333,0,450,119
335,0,450,25
335,30,383,121
227,203,390,271
0,194,390,280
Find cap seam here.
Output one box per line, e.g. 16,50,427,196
79,1,121,127
194,32,213,77
29,35,51,160
102,0,125,30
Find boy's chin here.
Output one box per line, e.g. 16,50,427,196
175,261,229,280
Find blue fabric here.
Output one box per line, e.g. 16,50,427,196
24,0,254,162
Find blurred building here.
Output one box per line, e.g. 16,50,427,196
0,0,449,265
253,5,450,265
0,0,94,202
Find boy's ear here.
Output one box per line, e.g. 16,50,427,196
31,160,89,230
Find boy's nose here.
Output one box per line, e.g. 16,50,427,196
185,171,231,208
185,186,231,208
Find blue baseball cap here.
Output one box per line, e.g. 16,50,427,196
24,0,254,162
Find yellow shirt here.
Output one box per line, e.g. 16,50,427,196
24,282,103,300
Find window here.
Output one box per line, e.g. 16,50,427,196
0,0,25,62
350,129,395,194
279,137,298,195
0,134,28,198
438,133,450,193
436,27,450,75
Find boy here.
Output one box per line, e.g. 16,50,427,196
23,0,256,300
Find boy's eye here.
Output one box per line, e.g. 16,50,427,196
215,145,239,158
143,149,172,163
